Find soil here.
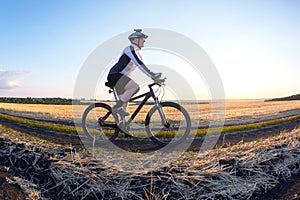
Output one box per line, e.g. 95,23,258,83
261,172,300,200
0,169,26,200
1,113,300,199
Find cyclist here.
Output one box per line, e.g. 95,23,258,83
107,29,162,116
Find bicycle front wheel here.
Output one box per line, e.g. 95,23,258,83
145,102,191,146
82,103,119,144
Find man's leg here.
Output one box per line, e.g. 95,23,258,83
112,74,139,116
118,80,140,108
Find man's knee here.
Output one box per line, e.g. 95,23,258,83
133,84,140,94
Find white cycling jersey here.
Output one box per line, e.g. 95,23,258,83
109,44,153,78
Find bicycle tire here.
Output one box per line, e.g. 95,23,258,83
145,102,191,146
82,103,119,143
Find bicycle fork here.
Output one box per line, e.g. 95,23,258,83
155,99,170,128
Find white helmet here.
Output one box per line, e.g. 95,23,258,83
128,29,148,41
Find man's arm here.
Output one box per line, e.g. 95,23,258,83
124,46,158,78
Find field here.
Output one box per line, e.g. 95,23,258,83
1,100,300,123
1,100,300,199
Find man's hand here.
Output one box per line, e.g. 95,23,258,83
150,72,162,80
154,77,166,85
151,72,165,84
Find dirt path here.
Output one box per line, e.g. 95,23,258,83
2,107,300,128
0,118,81,145
0,115,300,152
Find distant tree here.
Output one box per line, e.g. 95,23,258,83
0,97,86,105
265,94,300,102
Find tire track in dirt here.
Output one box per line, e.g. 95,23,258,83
2,107,300,128
0,118,81,146
0,115,300,152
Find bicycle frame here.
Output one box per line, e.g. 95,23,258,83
107,82,167,127
126,83,161,124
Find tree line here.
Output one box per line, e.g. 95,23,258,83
265,94,300,102
0,97,83,105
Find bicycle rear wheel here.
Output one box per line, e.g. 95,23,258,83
145,102,191,146
82,103,119,143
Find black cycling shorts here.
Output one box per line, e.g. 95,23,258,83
107,73,131,95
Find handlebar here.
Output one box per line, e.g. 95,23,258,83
149,77,166,88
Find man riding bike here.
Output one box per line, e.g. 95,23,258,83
107,29,162,116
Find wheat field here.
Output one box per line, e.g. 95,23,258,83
1,100,300,125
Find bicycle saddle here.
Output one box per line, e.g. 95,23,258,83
105,82,114,89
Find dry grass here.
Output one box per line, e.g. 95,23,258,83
2,123,300,199
45,128,300,199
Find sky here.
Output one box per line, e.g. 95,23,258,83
0,0,300,99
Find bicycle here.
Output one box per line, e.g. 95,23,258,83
82,79,191,146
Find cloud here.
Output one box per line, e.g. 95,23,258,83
0,70,29,90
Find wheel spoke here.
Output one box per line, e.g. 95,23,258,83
82,103,118,143
145,102,191,146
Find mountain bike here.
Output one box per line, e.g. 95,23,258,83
82,79,191,146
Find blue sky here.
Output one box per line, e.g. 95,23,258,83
1,0,300,99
